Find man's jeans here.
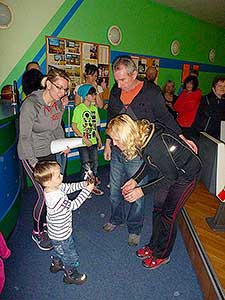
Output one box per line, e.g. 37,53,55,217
52,235,80,269
109,147,148,235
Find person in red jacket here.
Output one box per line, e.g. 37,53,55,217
174,75,201,140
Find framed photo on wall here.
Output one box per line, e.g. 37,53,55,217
46,36,110,100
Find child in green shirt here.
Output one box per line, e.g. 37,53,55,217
72,84,104,196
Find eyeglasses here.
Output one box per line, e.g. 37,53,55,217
50,80,69,95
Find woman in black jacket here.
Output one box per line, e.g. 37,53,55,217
106,114,202,270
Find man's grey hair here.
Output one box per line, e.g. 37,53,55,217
112,56,137,75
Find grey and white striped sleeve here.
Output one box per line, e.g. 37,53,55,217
60,182,86,194
70,188,91,210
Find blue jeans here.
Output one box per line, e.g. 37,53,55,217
56,153,67,175
52,235,80,269
109,147,148,235
78,144,98,178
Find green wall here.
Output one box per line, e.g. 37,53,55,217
1,0,225,179
1,0,225,95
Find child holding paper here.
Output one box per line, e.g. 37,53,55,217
72,84,104,196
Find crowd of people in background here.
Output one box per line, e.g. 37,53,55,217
3,56,223,286
160,72,225,141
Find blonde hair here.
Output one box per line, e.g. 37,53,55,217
41,68,70,88
162,80,175,94
33,161,60,186
106,114,154,160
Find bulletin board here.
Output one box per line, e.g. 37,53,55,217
45,36,110,99
131,55,160,83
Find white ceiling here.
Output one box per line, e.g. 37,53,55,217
152,0,225,29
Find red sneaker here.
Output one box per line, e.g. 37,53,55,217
142,256,170,270
136,246,153,259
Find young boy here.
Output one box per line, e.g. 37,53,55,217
33,161,94,285
72,84,104,196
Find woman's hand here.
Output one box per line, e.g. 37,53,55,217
61,146,70,156
179,134,198,154
104,140,111,161
121,179,137,195
123,187,144,203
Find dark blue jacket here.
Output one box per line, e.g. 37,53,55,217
107,80,182,135
133,123,202,194
194,92,225,140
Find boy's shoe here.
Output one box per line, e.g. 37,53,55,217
32,230,53,251
136,245,153,259
50,256,64,273
142,256,170,270
63,268,87,285
107,183,110,188
92,186,104,196
103,223,117,232
128,234,140,246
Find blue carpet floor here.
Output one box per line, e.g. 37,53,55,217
2,165,202,300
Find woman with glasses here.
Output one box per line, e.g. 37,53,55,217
74,63,104,108
17,68,70,251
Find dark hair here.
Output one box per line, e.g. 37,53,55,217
25,61,40,71
189,69,199,77
22,69,44,96
183,75,199,91
87,86,96,95
212,76,225,88
85,63,99,76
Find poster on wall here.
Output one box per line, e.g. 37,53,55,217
131,56,160,83
181,64,200,83
181,63,190,82
46,36,110,99
192,64,200,75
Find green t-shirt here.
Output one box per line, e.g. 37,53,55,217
72,103,100,145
